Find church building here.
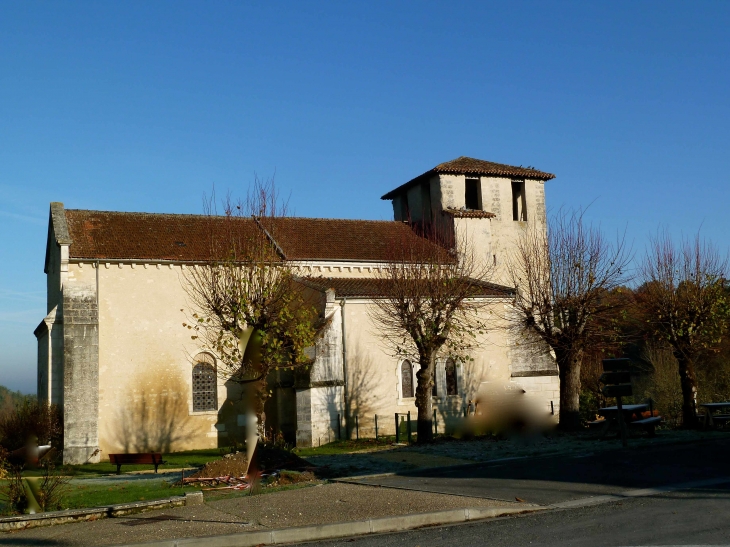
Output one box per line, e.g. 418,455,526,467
35,156,559,464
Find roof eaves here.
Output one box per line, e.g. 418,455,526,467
382,157,555,201
381,169,436,200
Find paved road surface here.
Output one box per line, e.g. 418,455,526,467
300,482,730,547
347,438,730,505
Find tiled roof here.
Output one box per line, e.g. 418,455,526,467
63,209,450,263
264,217,449,262
381,156,554,200
432,157,555,180
64,210,267,262
443,208,496,219
298,276,513,298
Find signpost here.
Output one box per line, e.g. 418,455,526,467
600,358,632,447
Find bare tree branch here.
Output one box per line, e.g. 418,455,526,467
505,207,633,430
370,221,499,443
182,176,317,425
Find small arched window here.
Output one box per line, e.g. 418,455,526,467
445,358,458,396
401,360,414,398
192,354,218,412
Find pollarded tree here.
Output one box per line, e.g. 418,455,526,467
637,231,730,428
505,208,632,430
183,179,318,429
370,224,500,443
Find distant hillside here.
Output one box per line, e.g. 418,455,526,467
0,385,35,417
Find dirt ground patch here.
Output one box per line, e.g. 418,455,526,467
190,446,314,479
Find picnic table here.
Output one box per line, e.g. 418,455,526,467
699,402,730,429
593,403,660,437
599,403,649,418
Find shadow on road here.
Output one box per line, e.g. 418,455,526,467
349,437,730,505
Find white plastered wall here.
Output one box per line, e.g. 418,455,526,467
339,298,518,437
65,262,246,458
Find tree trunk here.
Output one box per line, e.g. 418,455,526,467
555,347,583,431
675,354,699,428
242,377,269,440
414,353,436,443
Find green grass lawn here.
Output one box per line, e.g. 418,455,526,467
292,437,397,457
61,479,202,509
33,448,227,477
1,473,322,514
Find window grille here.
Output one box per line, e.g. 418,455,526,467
445,358,458,396
192,357,217,412
401,360,414,398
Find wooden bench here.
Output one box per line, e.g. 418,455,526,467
709,414,730,428
629,416,662,436
109,453,166,474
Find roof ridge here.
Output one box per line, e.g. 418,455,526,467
65,208,403,224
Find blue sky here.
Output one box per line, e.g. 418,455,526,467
1,1,729,393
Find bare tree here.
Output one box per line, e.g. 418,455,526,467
370,224,499,443
637,231,730,428
506,208,632,430
183,178,318,427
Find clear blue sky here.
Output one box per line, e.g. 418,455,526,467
1,1,729,393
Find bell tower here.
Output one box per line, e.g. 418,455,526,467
381,156,554,284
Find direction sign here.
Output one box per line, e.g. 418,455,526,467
600,371,631,385
602,383,633,398
602,358,631,372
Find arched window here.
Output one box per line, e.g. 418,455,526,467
192,354,218,412
401,360,414,398
445,358,458,396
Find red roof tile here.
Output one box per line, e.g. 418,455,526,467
381,156,554,200
443,208,496,219
65,210,267,262
63,209,450,263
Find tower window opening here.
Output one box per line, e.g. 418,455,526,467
512,180,527,221
465,178,481,210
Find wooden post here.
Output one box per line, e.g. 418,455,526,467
337,413,341,441
375,414,379,440
433,409,437,436
355,414,359,440
407,411,412,444
395,413,399,443
616,396,628,447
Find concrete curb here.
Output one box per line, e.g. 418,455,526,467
0,492,203,532
117,506,541,547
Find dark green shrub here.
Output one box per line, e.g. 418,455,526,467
0,400,63,453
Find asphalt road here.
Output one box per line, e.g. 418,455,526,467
347,438,730,505
300,482,730,547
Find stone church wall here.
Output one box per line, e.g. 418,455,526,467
66,262,246,459
62,286,100,464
